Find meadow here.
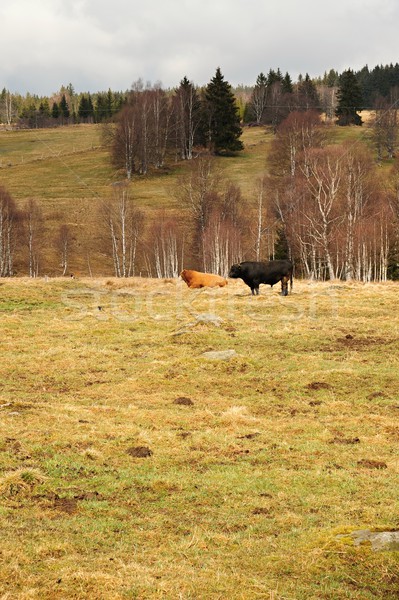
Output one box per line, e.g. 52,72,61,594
0,276,398,599
0,123,275,276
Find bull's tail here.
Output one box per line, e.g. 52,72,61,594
290,267,293,292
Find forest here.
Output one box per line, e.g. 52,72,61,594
1,62,399,281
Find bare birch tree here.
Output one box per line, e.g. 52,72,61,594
174,77,202,160
0,187,18,277
249,73,268,124
56,224,73,276
176,155,220,270
24,199,44,277
102,188,143,277
299,148,342,280
0,90,15,126
372,95,398,161
150,218,181,278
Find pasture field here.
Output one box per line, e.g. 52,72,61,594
0,124,273,275
0,277,398,599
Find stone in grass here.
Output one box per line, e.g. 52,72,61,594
337,529,399,551
201,349,237,361
173,397,194,406
127,446,153,458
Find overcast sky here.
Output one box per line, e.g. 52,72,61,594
2,0,399,95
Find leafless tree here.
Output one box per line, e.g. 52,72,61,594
176,154,221,270
0,187,18,276
24,199,44,277
149,217,182,278
203,182,246,274
101,188,144,277
272,140,392,281
372,94,398,161
56,224,73,276
203,211,243,276
174,77,202,160
317,84,338,121
269,111,329,179
249,73,268,125
0,90,15,126
112,103,139,179
112,83,173,178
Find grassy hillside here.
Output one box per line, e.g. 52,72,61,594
0,121,374,276
0,277,398,598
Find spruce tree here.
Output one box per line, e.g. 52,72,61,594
51,101,60,119
204,67,243,155
95,93,109,122
297,73,320,111
59,94,70,119
273,226,290,260
335,69,363,126
282,72,293,94
38,99,50,117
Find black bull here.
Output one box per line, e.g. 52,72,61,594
228,260,293,296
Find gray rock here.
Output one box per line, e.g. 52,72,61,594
195,313,223,326
337,529,399,551
201,349,237,361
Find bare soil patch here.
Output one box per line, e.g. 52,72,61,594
127,446,153,458
173,397,194,406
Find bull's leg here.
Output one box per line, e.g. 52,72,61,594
281,276,289,296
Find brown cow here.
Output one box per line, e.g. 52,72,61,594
180,269,228,289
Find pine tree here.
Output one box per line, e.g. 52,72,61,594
59,94,70,119
335,69,363,126
273,226,290,260
106,89,114,117
78,94,94,121
95,93,109,122
297,73,320,111
282,72,293,94
204,67,243,155
51,101,60,119
267,68,283,86
38,99,50,117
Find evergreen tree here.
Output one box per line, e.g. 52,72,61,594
95,92,110,122
52,101,60,119
38,99,51,117
297,73,320,111
59,94,70,119
324,68,339,87
273,226,290,260
335,69,363,125
267,68,283,86
78,94,94,121
106,89,114,117
204,67,243,155
282,72,293,94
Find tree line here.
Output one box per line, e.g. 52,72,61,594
1,65,399,281
2,62,399,129
2,116,399,282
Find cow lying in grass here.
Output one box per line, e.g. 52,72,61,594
180,269,228,289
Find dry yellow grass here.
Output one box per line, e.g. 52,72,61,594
0,277,398,598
